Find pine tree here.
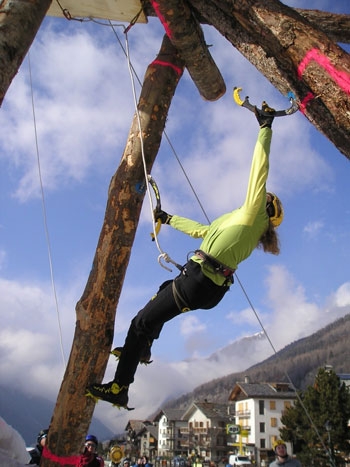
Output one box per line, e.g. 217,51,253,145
280,367,350,466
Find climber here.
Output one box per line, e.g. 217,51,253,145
86,100,283,409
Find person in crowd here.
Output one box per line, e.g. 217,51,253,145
28,429,48,465
142,456,153,467
270,440,301,466
87,103,283,410
77,434,104,467
133,458,143,467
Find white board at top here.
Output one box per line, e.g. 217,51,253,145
47,0,147,23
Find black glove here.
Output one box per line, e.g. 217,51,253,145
255,101,275,128
154,209,173,225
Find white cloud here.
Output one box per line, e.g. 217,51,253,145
180,314,206,337
332,282,350,308
303,220,325,237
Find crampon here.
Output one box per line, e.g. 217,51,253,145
86,381,134,411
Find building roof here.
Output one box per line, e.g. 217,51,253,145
228,382,296,401
182,401,231,421
124,420,148,433
153,408,186,423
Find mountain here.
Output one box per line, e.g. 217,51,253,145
162,313,350,410
1,314,349,443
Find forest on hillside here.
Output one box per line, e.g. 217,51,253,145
163,314,350,410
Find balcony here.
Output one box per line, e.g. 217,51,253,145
235,410,251,418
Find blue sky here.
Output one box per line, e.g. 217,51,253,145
0,0,349,435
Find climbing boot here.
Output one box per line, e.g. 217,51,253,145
86,381,133,410
111,346,153,365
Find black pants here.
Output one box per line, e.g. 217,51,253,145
114,260,230,385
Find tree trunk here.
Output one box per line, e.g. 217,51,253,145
40,35,184,467
0,0,52,105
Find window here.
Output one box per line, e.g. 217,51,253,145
284,401,291,409
269,401,276,410
259,422,265,433
271,418,277,427
260,439,266,449
259,400,265,415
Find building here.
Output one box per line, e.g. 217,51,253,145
125,420,158,460
153,409,188,458
181,401,233,462
228,377,297,465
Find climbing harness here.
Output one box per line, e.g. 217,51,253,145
195,249,235,280
233,86,299,116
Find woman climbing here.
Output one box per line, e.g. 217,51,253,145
86,101,284,409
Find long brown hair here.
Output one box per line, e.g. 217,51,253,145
258,221,280,255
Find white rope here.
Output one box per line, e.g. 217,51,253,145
28,52,66,369
122,26,180,272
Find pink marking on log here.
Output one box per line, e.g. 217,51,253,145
152,59,183,76
298,48,350,95
150,0,173,39
42,445,80,465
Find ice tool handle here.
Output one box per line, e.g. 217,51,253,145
233,87,299,116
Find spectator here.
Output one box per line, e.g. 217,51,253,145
28,429,48,465
270,440,301,466
77,434,104,467
142,456,153,467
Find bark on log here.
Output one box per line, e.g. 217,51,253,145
0,0,52,106
296,9,350,44
149,0,226,101
40,35,184,467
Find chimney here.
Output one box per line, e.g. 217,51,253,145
244,375,250,383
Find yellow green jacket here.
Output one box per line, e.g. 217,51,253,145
169,127,272,285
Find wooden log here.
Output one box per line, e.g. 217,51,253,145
150,0,226,101
0,0,52,106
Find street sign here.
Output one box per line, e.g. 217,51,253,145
226,424,241,435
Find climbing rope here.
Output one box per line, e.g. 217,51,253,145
28,52,67,368
123,26,182,272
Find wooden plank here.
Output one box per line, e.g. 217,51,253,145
47,0,147,22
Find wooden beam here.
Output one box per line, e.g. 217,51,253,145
150,0,226,101
0,0,52,106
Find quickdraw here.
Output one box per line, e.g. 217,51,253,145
148,174,162,241
147,174,183,272
233,86,299,116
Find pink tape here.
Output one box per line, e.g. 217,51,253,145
150,0,173,39
42,445,80,465
298,48,350,95
151,59,183,76
299,92,314,115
